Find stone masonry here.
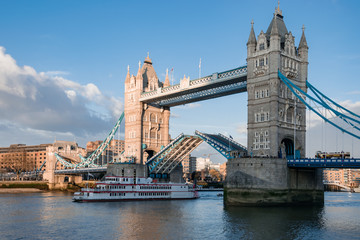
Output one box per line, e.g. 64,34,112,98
246,5,308,158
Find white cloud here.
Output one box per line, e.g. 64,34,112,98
43,71,70,76
0,46,123,147
347,91,360,95
170,113,181,118
236,123,247,135
176,103,201,109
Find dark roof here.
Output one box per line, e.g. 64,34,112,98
265,14,288,43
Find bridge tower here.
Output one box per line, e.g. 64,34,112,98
246,5,308,158
225,5,322,206
124,55,171,164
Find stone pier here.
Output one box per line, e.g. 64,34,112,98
225,158,324,206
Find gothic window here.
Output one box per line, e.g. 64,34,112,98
286,107,294,123
265,89,269,97
259,58,264,67
266,57,268,65
265,130,269,136
266,112,269,121
150,129,156,139
259,43,265,50
255,91,259,99
261,90,264,98
255,60,258,67
150,113,156,123
261,113,265,122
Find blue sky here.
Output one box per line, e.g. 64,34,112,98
0,0,359,163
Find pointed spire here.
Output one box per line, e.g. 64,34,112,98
270,15,280,36
144,52,152,64
136,61,143,80
275,0,282,16
164,68,170,87
247,19,257,45
125,65,130,83
299,25,308,49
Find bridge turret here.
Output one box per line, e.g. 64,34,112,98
298,25,309,83
164,68,170,88
247,20,256,56
136,61,143,90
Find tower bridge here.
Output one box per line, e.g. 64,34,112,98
46,4,360,205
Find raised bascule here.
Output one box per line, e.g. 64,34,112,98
47,4,360,205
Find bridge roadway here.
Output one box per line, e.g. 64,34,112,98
54,158,360,175
139,66,247,107
54,167,107,175
288,158,360,168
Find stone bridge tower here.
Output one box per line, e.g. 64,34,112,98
124,55,171,164
246,5,308,158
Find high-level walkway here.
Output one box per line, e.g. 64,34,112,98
140,66,247,107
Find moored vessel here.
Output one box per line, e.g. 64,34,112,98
73,176,198,202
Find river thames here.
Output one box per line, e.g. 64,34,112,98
0,191,359,239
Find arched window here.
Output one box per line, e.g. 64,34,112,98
150,113,156,123
150,129,156,139
286,107,294,123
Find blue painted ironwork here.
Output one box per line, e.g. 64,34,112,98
54,153,76,168
153,136,203,174
54,112,125,169
78,112,125,167
55,167,107,175
288,158,360,168
146,133,203,174
146,133,185,173
278,71,360,140
37,160,47,172
307,81,360,119
195,130,247,160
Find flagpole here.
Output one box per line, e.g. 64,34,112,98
171,68,174,85
199,58,201,79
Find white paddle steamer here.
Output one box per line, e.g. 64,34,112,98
73,176,198,202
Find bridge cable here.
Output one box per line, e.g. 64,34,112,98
278,71,360,140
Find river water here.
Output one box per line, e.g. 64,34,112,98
0,191,359,240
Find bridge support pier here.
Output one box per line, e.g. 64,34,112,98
225,158,324,206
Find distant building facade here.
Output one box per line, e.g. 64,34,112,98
182,154,197,178
86,139,125,164
323,169,360,187
0,141,85,173
220,162,227,178
196,157,211,171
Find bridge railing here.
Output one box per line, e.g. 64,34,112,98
287,158,360,168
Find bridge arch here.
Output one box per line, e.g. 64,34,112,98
144,149,156,160
281,138,294,157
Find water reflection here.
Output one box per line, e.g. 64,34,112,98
224,206,324,239
0,192,359,239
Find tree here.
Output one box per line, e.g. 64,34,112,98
209,169,222,182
